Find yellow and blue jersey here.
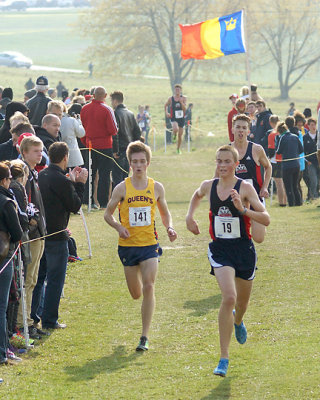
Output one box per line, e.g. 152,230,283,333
118,177,158,247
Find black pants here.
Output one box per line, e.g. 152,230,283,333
282,166,302,206
112,151,129,189
84,148,113,207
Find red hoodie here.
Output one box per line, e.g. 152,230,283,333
80,99,118,149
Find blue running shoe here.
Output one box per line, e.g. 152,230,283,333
214,358,229,377
233,310,247,344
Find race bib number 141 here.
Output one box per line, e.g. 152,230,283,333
129,206,151,227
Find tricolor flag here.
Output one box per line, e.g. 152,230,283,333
179,10,246,60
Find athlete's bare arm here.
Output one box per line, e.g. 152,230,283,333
180,96,187,113
186,179,213,235
155,181,177,242
253,144,272,198
164,97,172,118
232,181,270,226
104,182,130,239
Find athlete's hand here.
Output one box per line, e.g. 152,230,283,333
167,227,177,242
118,226,130,239
186,216,200,235
259,187,269,198
166,112,171,119
230,189,245,212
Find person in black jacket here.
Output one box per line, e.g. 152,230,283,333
0,122,35,162
16,135,47,339
0,88,13,118
35,114,61,152
276,122,303,206
0,162,23,365
0,101,29,144
110,91,142,188
39,142,87,329
254,100,272,151
26,76,52,126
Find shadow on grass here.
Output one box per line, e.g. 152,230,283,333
64,345,142,381
183,294,221,316
201,377,232,399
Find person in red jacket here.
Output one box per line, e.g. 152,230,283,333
80,86,118,208
227,94,238,142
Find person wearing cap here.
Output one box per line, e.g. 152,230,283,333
227,94,238,142
26,76,52,126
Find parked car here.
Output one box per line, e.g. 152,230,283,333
0,1,28,10
0,51,33,68
73,0,90,6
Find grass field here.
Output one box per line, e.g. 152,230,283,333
0,8,320,399
0,147,319,399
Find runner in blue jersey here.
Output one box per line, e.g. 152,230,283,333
186,145,270,377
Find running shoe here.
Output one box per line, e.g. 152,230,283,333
233,310,247,344
136,336,149,351
177,149,182,155
213,358,229,377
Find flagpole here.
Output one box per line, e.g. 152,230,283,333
243,8,252,98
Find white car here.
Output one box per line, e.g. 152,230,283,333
0,51,33,68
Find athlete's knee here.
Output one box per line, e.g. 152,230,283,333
221,292,237,308
142,281,155,297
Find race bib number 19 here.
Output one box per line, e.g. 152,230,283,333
129,206,151,227
214,216,240,239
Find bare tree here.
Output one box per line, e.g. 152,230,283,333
82,0,238,89
251,0,320,99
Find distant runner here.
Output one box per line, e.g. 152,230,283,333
164,84,187,154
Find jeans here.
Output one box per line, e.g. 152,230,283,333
17,239,45,327
306,163,319,199
31,253,47,324
282,166,302,206
0,259,13,360
84,148,113,207
112,151,129,188
41,240,68,328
